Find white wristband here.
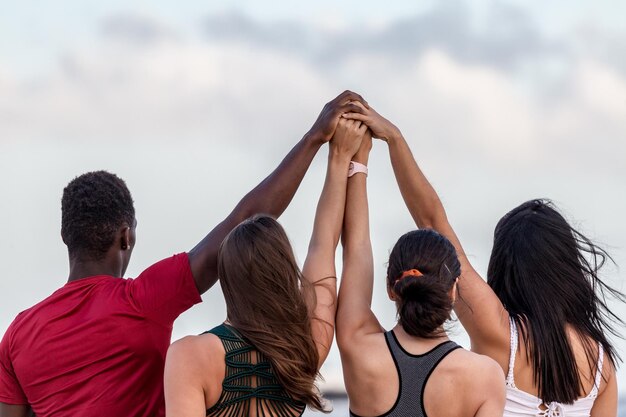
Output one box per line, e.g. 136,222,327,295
348,161,368,177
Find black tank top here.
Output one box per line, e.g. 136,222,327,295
350,331,461,417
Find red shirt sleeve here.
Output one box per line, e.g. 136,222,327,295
0,323,28,405
127,253,202,326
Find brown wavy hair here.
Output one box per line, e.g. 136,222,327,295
217,215,325,411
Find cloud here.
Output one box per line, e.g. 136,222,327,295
201,2,568,73
100,12,178,44
0,4,624,170
0,40,333,146
573,23,626,78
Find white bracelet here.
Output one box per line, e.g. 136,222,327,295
348,161,368,177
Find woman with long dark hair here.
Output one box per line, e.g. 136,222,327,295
163,118,368,417
343,104,623,416
335,130,505,416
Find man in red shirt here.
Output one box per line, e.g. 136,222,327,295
0,91,367,417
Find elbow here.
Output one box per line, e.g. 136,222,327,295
416,211,448,231
309,235,340,255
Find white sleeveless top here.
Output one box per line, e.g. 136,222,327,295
504,319,604,417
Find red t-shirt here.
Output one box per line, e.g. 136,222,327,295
0,253,201,417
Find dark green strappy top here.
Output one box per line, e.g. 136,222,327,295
204,324,306,417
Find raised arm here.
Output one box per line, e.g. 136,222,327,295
336,129,383,348
302,118,367,368
343,105,509,358
188,91,368,294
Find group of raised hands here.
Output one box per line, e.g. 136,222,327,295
305,90,402,158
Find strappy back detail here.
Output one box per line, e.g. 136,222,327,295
504,318,604,417
204,324,305,417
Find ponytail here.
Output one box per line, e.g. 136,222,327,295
394,273,453,338
387,229,460,338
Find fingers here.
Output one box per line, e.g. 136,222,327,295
335,118,360,135
337,102,365,116
334,90,369,109
342,112,369,122
350,101,368,112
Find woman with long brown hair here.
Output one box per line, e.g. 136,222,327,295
163,117,368,417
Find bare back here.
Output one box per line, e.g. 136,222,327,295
341,327,505,417
503,320,616,416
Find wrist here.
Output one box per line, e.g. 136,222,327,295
328,147,353,164
352,152,370,165
385,129,403,146
303,130,326,147
348,161,368,177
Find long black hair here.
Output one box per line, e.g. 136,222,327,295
487,199,624,404
387,229,461,338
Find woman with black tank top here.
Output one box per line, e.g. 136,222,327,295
335,117,506,417
163,117,369,417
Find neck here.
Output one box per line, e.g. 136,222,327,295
393,323,450,344
67,257,123,283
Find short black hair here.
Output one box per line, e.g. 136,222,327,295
61,171,135,260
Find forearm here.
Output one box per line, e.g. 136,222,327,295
336,169,378,339
232,133,324,222
342,146,372,266
189,133,323,294
341,172,374,299
387,132,448,229
306,150,351,264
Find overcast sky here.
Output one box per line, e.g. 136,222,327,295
1,0,625,395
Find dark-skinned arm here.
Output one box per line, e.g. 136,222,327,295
0,403,34,417
342,104,510,361
188,91,368,294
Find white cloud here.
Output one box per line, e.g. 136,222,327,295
578,60,626,120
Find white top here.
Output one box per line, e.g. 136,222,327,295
503,319,604,417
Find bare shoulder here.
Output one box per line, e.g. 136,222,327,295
444,349,505,387
464,352,507,417
597,353,617,395
450,350,506,407
424,348,505,417
341,332,400,417
339,330,388,365
167,333,224,372
165,334,226,414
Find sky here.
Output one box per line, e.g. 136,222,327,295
1,0,625,400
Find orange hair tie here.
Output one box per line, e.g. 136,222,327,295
395,268,423,284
